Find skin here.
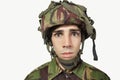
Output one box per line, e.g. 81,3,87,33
51,25,82,60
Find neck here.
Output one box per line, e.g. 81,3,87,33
56,56,82,72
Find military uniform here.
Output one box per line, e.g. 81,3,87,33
25,0,110,80
25,58,110,80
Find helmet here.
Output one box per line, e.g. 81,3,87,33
38,0,98,60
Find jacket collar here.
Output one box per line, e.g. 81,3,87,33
48,58,87,80
48,58,61,80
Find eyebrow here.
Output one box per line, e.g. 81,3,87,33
69,29,80,32
53,30,63,33
53,29,80,33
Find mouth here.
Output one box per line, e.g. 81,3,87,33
61,52,73,58
61,52,74,60
62,52,73,55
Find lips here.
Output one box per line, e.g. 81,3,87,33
61,52,74,59
63,52,73,55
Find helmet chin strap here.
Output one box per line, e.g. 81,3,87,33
92,39,98,60
81,34,98,61
47,37,98,62
46,40,83,71
80,40,84,54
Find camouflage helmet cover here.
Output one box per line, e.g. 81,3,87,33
38,0,98,60
38,0,96,40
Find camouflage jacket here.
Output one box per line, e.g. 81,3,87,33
25,58,110,80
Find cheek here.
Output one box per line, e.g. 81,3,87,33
75,42,81,49
51,38,61,51
73,39,81,50
73,37,81,45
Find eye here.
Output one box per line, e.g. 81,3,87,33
53,32,63,37
71,31,80,37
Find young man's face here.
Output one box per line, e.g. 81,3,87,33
51,25,82,60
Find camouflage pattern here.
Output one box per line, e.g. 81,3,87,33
38,0,96,40
38,0,98,60
24,1,110,80
25,58,110,80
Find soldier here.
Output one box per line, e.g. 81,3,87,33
25,0,110,80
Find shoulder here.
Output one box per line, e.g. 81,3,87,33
82,62,110,80
24,62,50,80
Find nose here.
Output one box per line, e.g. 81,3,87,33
63,35,72,48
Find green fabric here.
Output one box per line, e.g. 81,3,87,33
38,0,96,40
57,56,80,70
24,58,110,80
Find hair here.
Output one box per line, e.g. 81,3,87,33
43,22,87,46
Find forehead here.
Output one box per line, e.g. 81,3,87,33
53,25,80,31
